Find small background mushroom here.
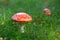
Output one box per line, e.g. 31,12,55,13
43,8,51,16
0,37,3,40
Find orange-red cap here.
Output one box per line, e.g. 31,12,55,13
43,8,51,16
12,12,32,22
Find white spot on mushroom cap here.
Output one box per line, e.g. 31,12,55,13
15,12,27,15
43,8,49,11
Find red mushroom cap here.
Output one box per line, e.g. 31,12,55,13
12,12,32,22
43,8,51,16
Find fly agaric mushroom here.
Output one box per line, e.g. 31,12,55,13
0,37,3,40
43,8,51,16
11,12,32,33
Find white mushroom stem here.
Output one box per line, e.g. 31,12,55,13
21,25,24,33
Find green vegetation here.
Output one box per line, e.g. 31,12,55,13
0,0,60,40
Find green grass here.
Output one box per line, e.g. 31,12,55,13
0,0,60,40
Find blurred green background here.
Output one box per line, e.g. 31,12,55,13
0,0,60,40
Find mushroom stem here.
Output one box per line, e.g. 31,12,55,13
20,25,25,33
